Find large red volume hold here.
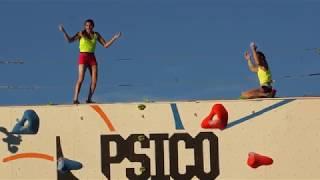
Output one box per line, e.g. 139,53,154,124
201,104,228,130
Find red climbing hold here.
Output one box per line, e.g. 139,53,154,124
247,152,273,168
201,104,228,130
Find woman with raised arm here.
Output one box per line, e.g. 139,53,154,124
241,42,276,99
59,19,121,104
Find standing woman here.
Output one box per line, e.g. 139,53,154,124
59,19,121,104
241,42,276,99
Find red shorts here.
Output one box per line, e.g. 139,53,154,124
78,52,97,65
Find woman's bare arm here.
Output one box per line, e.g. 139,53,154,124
59,24,80,43
250,43,263,66
97,32,121,48
244,51,258,72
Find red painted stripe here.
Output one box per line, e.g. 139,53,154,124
90,105,115,132
2,153,54,162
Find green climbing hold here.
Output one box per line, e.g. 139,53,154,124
138,135,145,141
139,166,146,173
138,104,146,110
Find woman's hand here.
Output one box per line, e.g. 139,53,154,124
103,32,122,48
58,24,65,33
113,32,122,39
250,42,257,51
244,51,251,61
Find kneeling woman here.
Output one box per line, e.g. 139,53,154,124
241,42,276,99
59,19,121,104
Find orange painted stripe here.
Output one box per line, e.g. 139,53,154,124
90,105,115,132
2,153,54,163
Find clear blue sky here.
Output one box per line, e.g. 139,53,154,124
0,0,320,105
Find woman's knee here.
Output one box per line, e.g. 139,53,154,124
77,78,84,84
91,80,97,87
241,91,249,97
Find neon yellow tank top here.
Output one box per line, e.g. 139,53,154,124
257,67,272,86
79,33,97,53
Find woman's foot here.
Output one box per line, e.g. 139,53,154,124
86,99,96,104
73,100,80,104
239,95,248,99
267,89,277,98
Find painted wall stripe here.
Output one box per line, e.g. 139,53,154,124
90,105,115,132
170,103,185,130
226,99,295,129
56,136,79,179
2,153,54,162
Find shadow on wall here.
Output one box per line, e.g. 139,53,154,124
0,127,22,153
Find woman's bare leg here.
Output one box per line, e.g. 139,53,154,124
241,87,268,99
87,65,98,103
73,64,86,103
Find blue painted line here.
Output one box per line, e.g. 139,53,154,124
170,103,185,130
226,99,296,129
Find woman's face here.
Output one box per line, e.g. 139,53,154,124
85,22,94,32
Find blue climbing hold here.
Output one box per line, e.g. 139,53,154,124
11,110,40,134
57,157,83,173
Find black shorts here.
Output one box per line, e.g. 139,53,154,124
261,86,272,93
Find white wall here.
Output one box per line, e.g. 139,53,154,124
0,97,319,179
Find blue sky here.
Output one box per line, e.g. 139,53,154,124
0,0,320,105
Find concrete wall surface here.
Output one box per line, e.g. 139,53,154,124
0,97,319,179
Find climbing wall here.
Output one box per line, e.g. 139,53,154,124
0,97,320,179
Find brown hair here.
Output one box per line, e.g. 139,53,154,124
257,51,269,70
81,19,95,39
84,19,94,27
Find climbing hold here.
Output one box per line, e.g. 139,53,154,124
138,104,146,110
138,135,145,141
201,104,228,130
11,110,40,134
139,166,146,173
48,101,58,105
247,152,273,168
57,157,83,173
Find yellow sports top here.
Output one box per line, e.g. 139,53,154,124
257,67,272,86
79,33,97,53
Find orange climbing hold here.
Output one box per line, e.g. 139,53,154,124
247,152,273,168
201,104,228,130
